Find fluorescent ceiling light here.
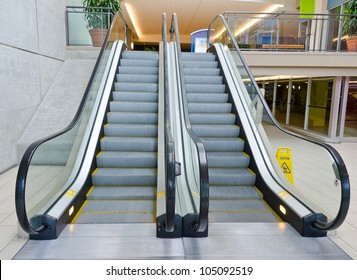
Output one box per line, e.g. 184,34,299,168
124,2,142,39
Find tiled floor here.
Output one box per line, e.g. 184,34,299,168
0,143,356,260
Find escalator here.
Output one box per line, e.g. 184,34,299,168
181,52,278,223
169,13,350,238
15,12,350,243
73,50,159,224
15,12,180,240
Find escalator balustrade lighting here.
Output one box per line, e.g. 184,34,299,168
279,205,287,215
69,206,75,217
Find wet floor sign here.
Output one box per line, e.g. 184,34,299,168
276,147,294,185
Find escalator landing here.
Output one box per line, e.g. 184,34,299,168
13,223,351,260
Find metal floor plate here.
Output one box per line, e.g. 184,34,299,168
13,222,351,260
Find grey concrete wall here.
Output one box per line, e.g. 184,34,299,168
17,57,98,161
0,0,67,172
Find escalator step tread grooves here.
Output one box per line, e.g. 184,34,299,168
182,52,278,223
74,50,159,224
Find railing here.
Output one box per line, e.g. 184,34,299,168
16,12,129,236
223,11,357,52
208,14,350,232
162,13,177,232
66,6,130,47
170,13,209,233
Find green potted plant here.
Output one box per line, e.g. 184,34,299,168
343,0,357,51
82,0,121,47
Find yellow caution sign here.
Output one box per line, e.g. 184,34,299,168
276,147,294,185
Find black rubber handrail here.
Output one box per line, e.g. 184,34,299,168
162,13,176,232
170,13,209,232
15,11,128,235
207,14,350,232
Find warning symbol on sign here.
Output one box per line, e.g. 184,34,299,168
281,162,291,174
276,147,294,185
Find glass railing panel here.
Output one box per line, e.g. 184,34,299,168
66,6,127,47
209,15,348,226
18,12,128,232
227,48,342,223
223,12,357,52
66,6,92,46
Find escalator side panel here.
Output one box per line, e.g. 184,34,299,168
209,45,327,237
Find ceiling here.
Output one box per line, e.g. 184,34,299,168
120,0,298,45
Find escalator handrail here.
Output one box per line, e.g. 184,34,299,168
207,14,350,231
15,12,129,234
170,13,209,232
162,13,176,232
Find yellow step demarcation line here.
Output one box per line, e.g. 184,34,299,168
262,199,283,222
92,168,99,176
209,209,273,213
208,185,282,220
242,152,250,158
252,186,283,221
71,200,88,223
248,168,256,176
253,186,263,196
80,210,154,215
70,186,94,223
86,186,95,196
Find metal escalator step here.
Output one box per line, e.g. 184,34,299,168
119,59,158,68
186,84,226,93
209,185,262,199
117,74,158,83
208,199,278,222
209,211,279,223
107,112,158,124
209,168,256,185
207,152,250,168
92,168,157,186
74,200,155,223
104,124,157,137
100,137,157,152
96,151,157,168
87,186,156,200
183,67,220,76
118,66,158,75
200,137,245,152
112,91,158,102
185,76,223,84
182,60,218,69
189,103,232,113
187,93,229,103
122,51,159,60
209,199,271,212
181,52,216,61
192,125,240,137
109,101,158,113
74,212,154,223
115,82,158,93
190,113,235,125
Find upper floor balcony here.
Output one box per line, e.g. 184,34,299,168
223,11,357,52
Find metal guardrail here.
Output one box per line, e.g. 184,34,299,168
223,11,357,52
